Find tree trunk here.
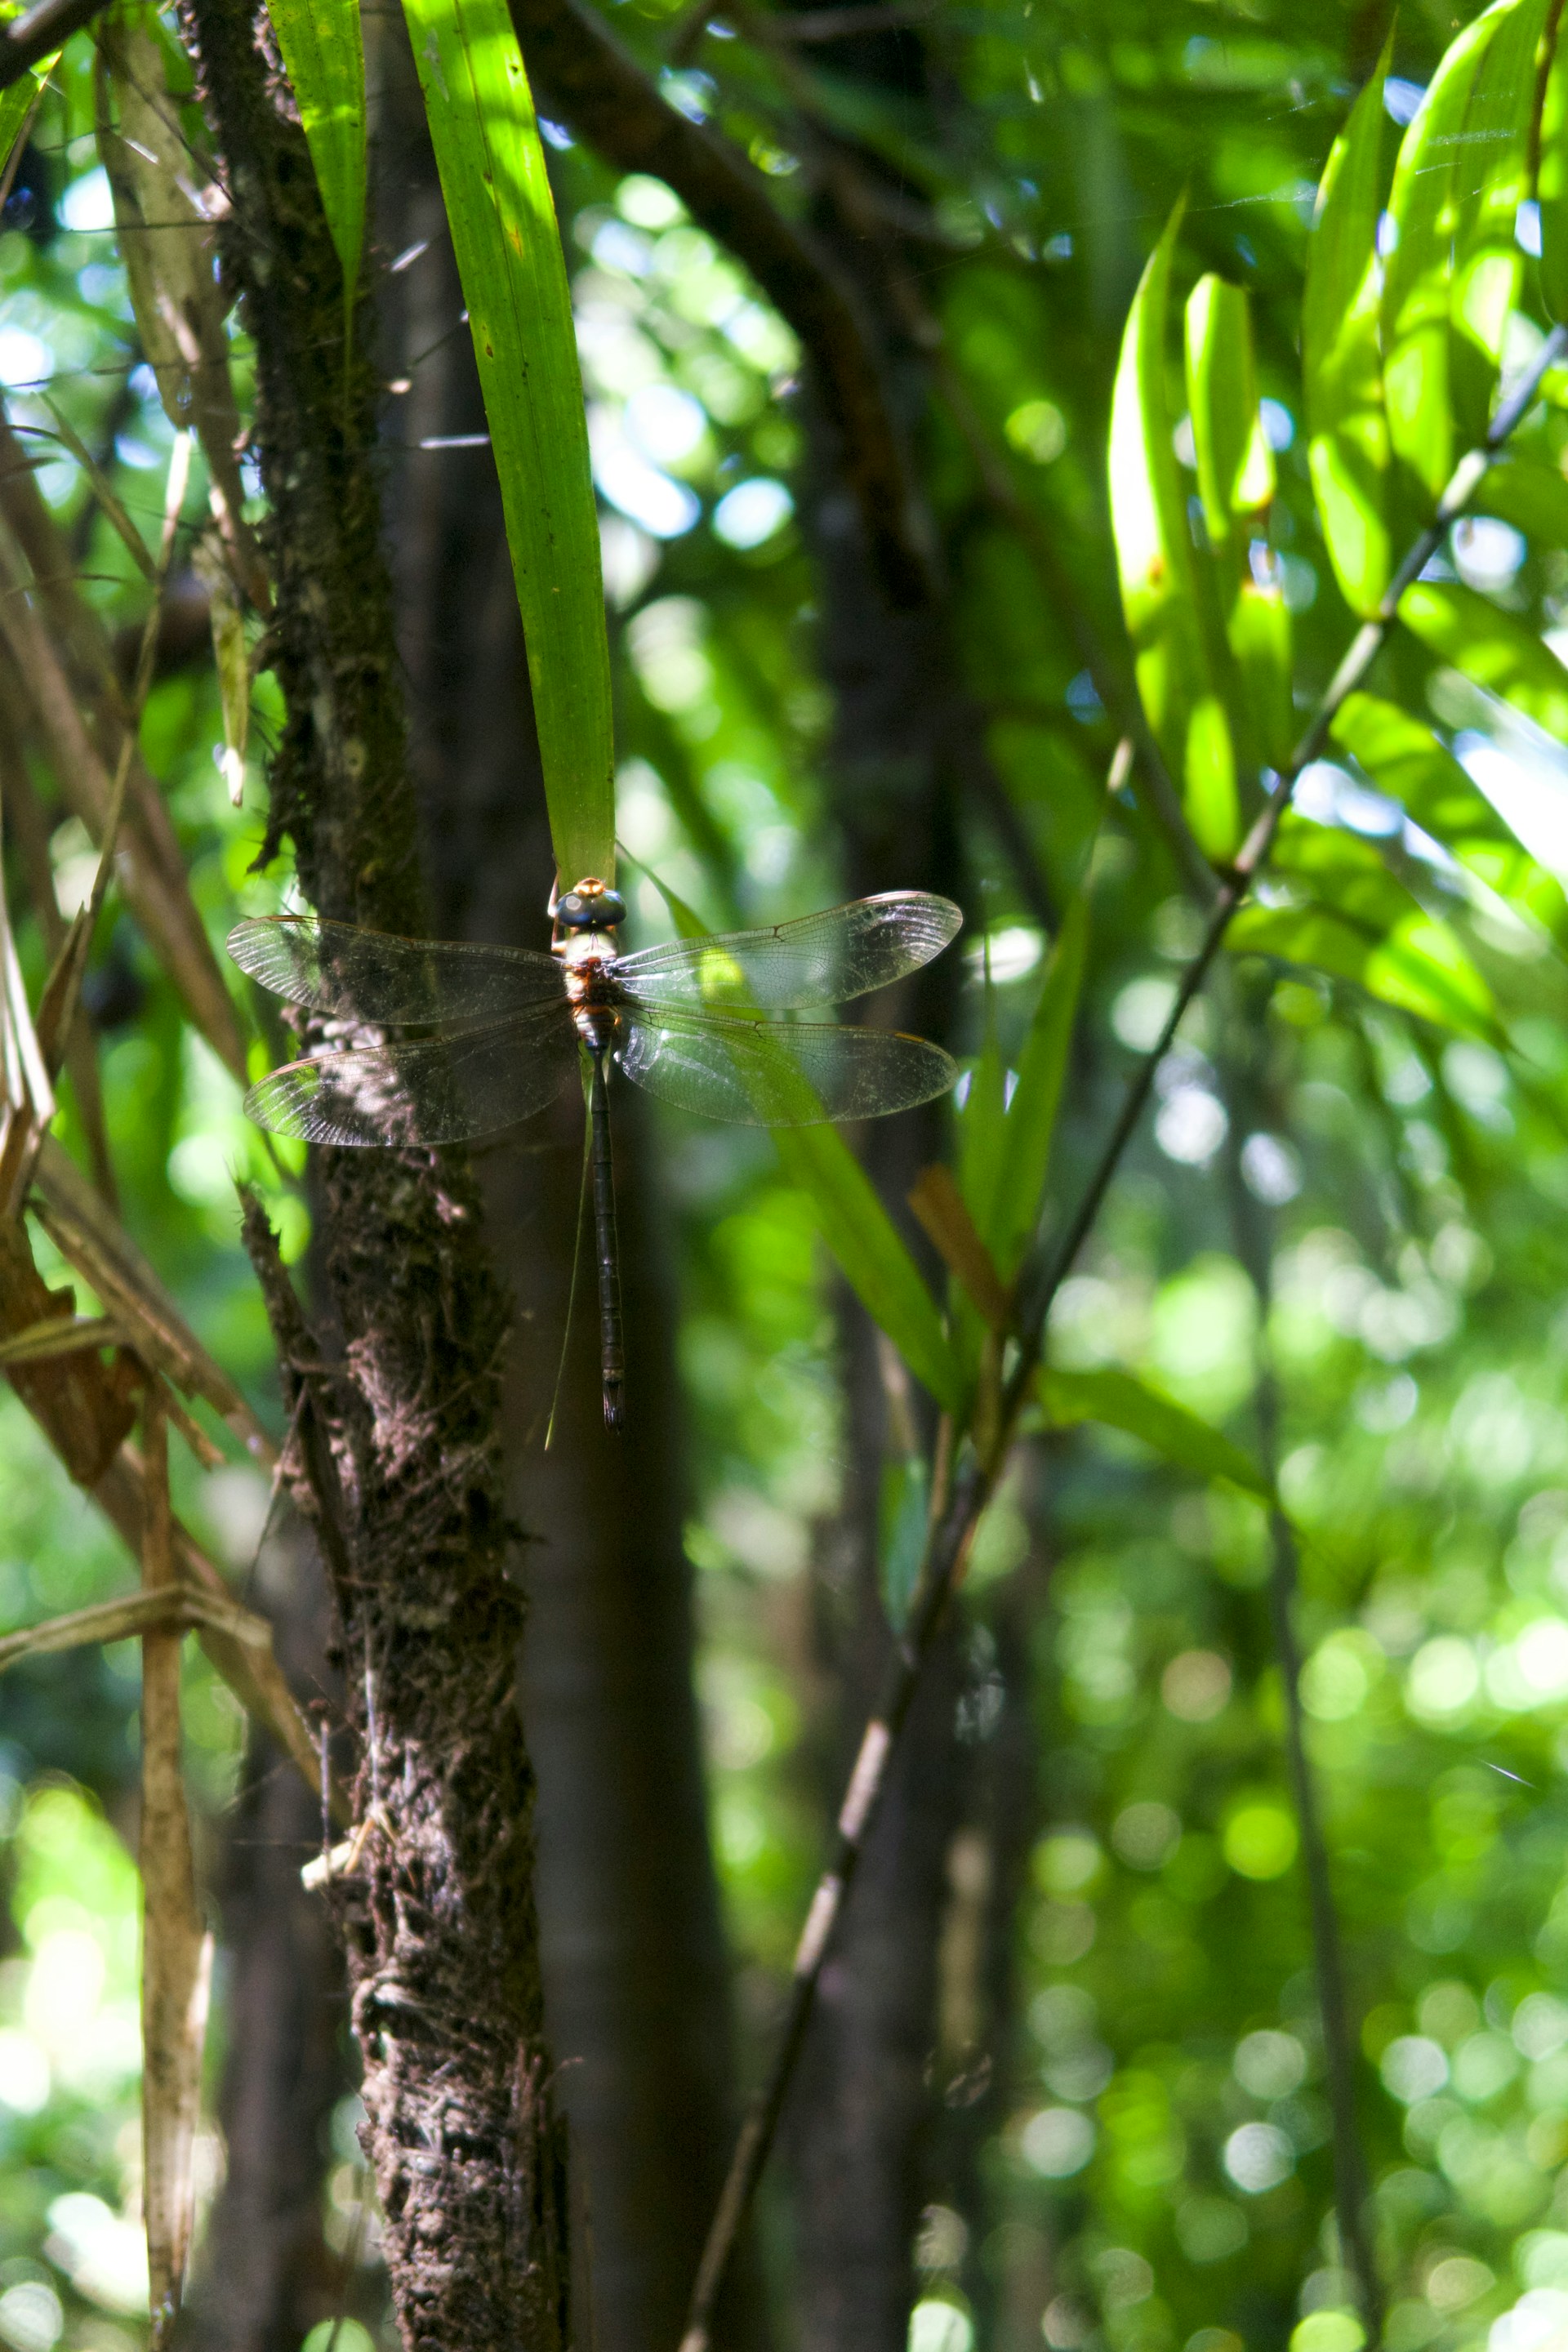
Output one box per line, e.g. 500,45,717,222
177,8,571,2347
371,42,761,2350
184,1534,354,2352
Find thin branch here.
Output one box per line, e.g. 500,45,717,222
0,0,107,88
505,0,936,605
675,318,1568,2352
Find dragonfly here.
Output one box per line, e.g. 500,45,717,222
229,878,962,1431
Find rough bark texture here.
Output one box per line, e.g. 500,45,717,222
177,7,569,2347
183,1531,351,2352
372,52,763,2343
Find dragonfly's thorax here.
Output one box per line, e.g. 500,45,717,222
559,945,622,1052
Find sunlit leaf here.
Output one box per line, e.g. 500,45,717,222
1186,275,1290,768
403,0,615,889
1228,817,1499,1037
1187,275,1273,551
1448,0,1552,447
1399,577,1568,740
1303,38,1392,615
1540,14,1568,322
1109,200,1236,858
1382,9,1500,506
1038,1365,1273,1499
1473,455,1568,548
1332,690,1508,844
265,0,367,300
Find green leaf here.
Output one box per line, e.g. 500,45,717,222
1108,200,1236,858
1382,8,1502,506
1186,274,1273,552
624,858,963,1410
0,63,47,184
1540,15,1568,323
1448,0,1552,447
1303,38,1392,617
968,893,1089,1283
264,0,365,296
1038,1366,1272,1500
1331,691,1508,844
1399,577,1568,740
1474,454,1568,549
1228,817,1499,1037
880,1451,930,1629
775,1125,963,1413
403,0,615,890
1185,274,1291,767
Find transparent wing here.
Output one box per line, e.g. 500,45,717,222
615,1009,957,1127
243,1006,579,1145
612,892,962,1013
228,915,565,1024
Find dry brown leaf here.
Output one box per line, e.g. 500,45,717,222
32,1135,274,1464
96,12,267,612
0,1584,184,1672
0,518,247,1078
0,1313,122,1365
906,1163,1013,1334
191,535,250,806
138,1389,211,2347
0,1213,137,1484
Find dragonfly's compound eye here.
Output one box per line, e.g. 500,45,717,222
558,885,627,931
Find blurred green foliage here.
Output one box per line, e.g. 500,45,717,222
14,2,1568,2351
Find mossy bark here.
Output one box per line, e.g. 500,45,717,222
176,7,570,2345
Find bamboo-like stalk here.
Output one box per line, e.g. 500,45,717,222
138,1385,214,2352
675,318,1568,2352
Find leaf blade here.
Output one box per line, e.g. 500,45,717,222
402,0,615,888
1039,1365,1273,1499
1303,39,1392,616
264,0,367,291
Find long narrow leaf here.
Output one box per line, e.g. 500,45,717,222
973,892,1089,1281
773,1127,962,1413
1227,817,1500,1038
1449,0,1552,447
1109,201,1236,857
1303,38,1392,617
264,0,366,294
1399,577,1568,739
1039,1365,1273,1499
403,0,614,889
1383,9,1503,506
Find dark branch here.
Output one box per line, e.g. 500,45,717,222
0,0,109,87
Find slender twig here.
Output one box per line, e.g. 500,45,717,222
0,0,104,88
1218,999,1382,2343
675,318,1568,2352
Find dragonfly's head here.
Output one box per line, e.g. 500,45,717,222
555,878,628,934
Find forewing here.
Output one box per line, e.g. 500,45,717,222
613,892,962,1012
243,1008,578,1145
228,915,565,1023
616,1011,957,1126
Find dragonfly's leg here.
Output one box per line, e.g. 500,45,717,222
589,1045,625,1432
